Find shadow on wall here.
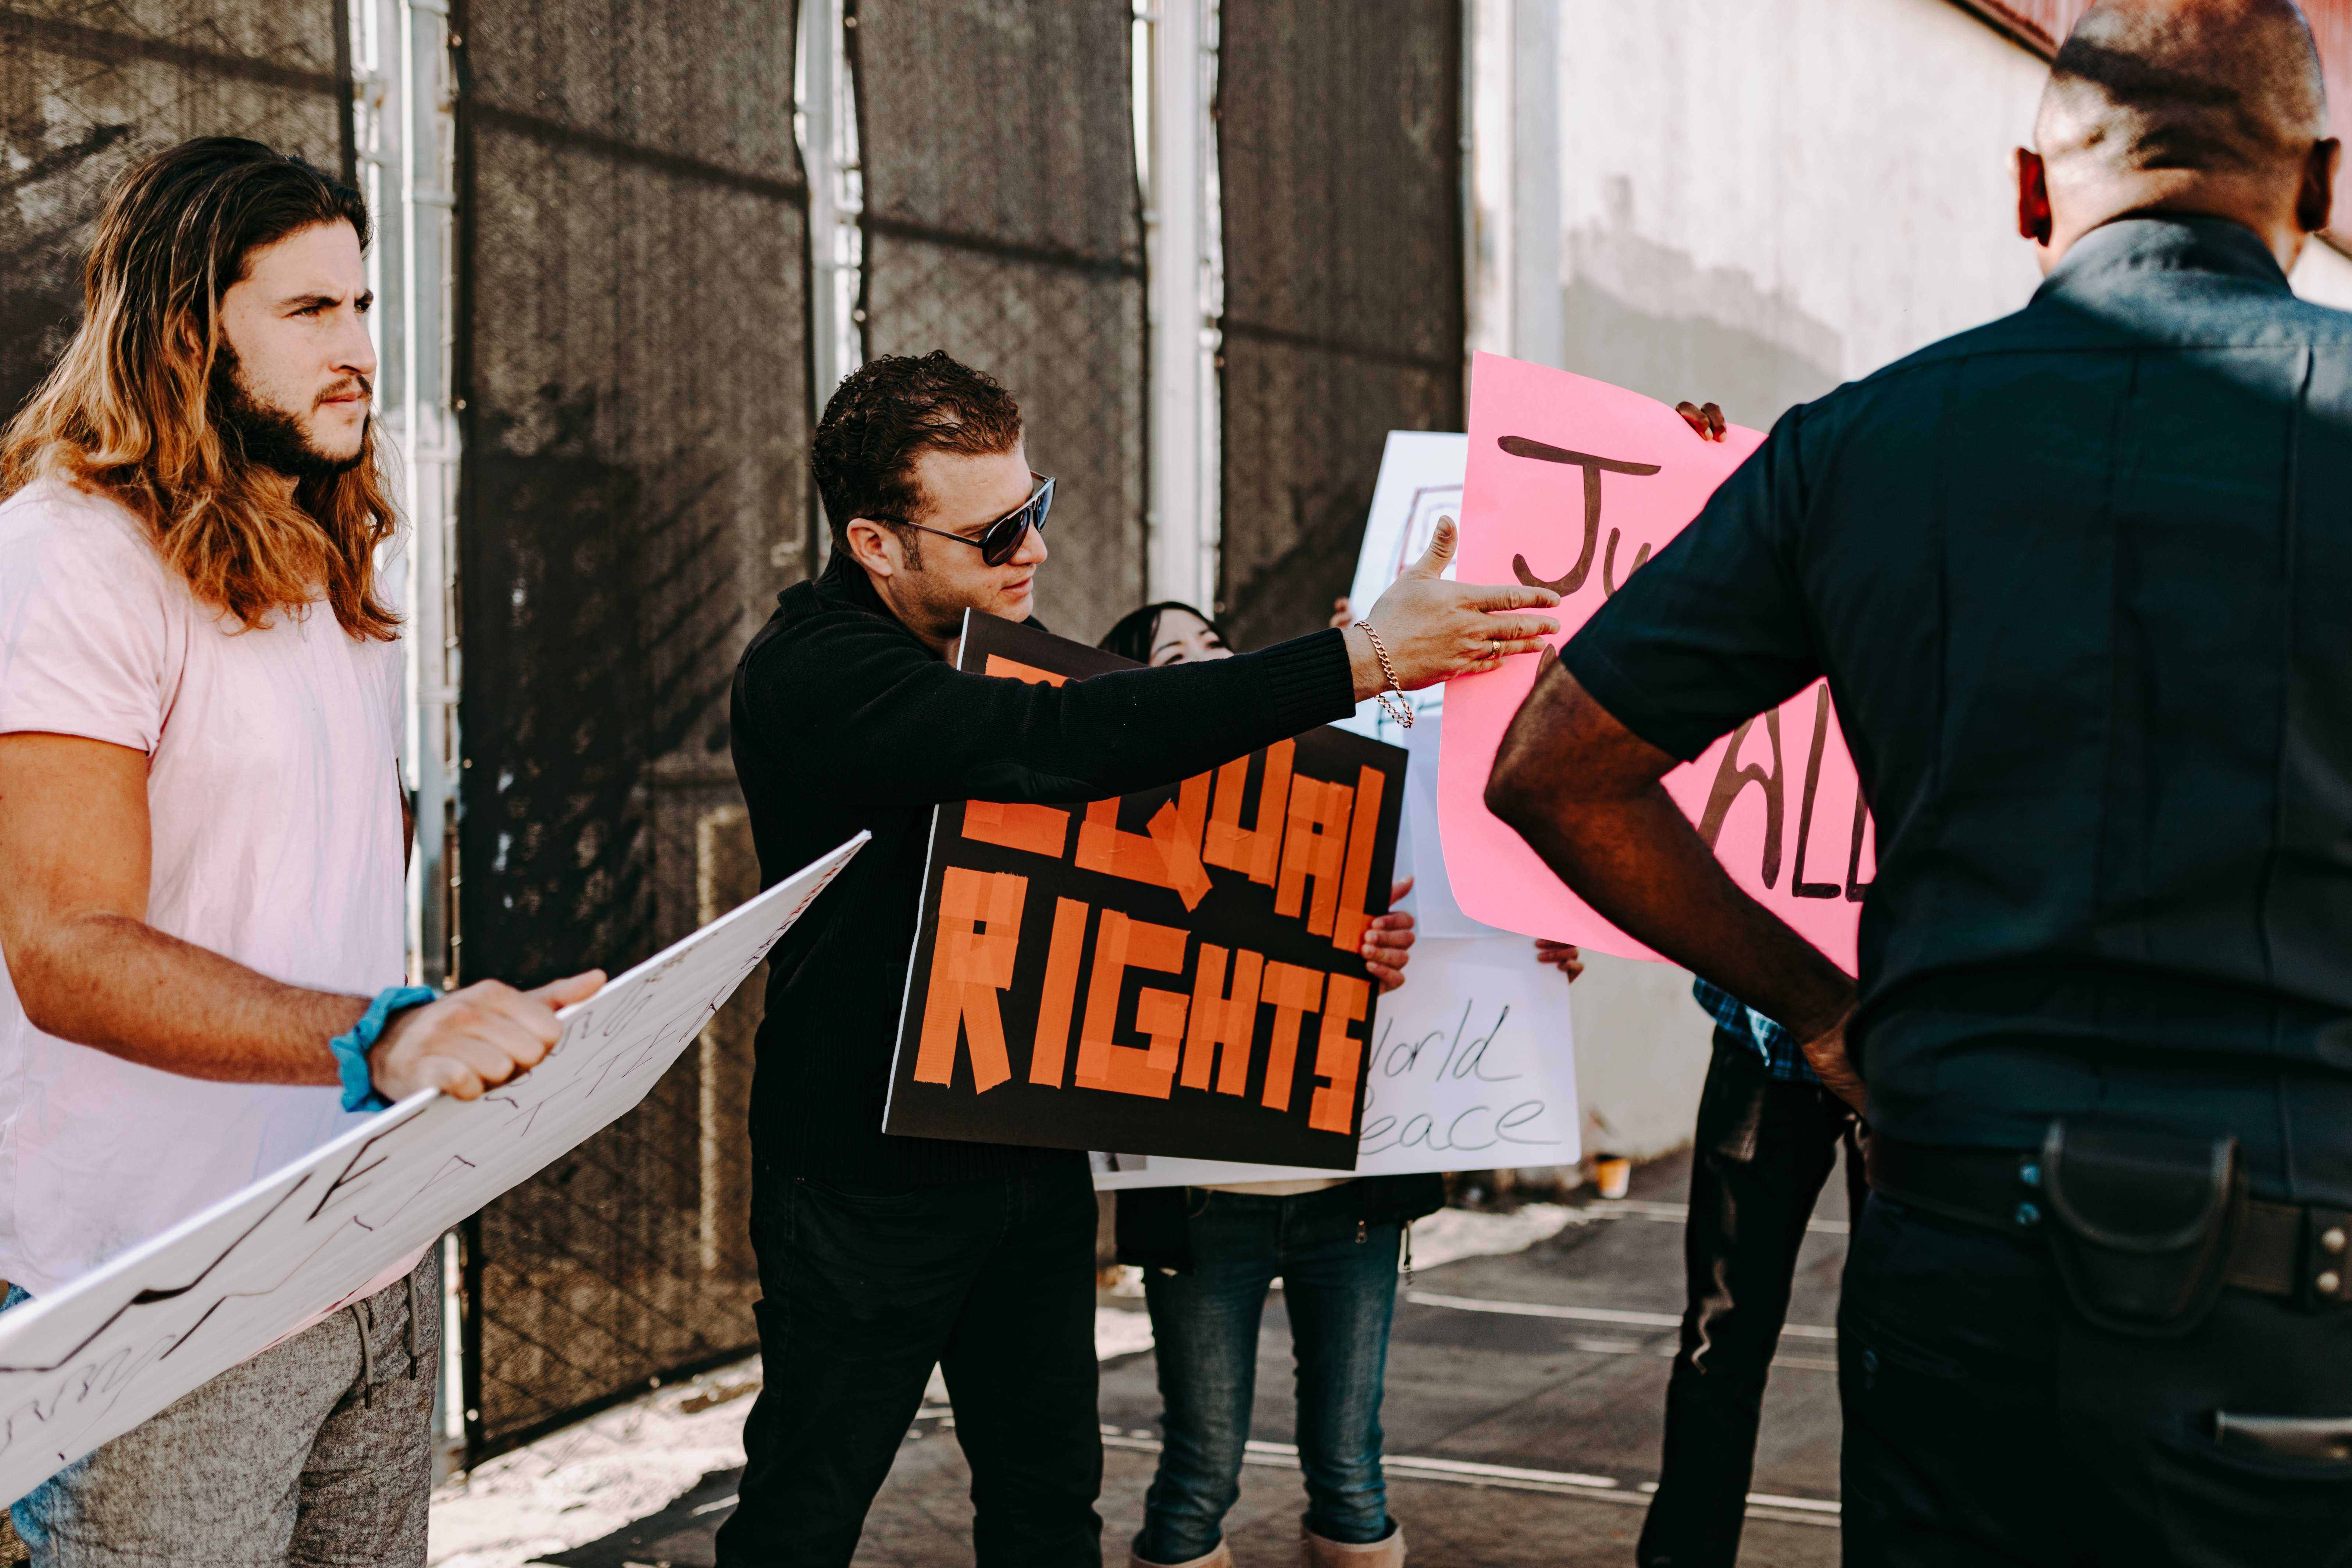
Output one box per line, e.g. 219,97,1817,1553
1559,178,1846,427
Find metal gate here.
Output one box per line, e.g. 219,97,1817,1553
846,0,1148,642
1215,0,1465,649
451,0,813,1460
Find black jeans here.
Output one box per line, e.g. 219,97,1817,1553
1841,1193,2352,1566
1638,1028,1865,1568
714,1160,1104,1567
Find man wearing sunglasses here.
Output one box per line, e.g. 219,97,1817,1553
719,350,1560,1568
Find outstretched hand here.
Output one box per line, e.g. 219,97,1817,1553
1347,517,1560,697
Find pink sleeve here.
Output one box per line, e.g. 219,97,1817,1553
0,492,176,753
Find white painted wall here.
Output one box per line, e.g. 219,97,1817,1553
1475,0,2352,1161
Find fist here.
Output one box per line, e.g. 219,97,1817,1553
371,970,605,1101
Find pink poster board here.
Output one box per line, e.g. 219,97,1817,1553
1436,353,1873,974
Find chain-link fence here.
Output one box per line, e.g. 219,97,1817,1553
451,0,811,1459
0,1,351,425
847,0,1147,643
1215,0,1464,650
0,0,1463,1474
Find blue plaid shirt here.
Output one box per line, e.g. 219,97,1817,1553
1692,978,1819,1083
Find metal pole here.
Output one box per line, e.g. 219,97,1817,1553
1144,0,1223,612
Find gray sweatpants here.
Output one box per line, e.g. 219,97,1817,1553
8,1250,440,1568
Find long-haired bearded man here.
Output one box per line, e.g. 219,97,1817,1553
0,139,602,1567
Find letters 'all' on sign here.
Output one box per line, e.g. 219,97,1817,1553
884,614,1407,1169
1438,353,1876,974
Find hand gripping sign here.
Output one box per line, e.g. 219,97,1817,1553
883,613,1406,1170
1438,353,1874,972
0,834,865,1506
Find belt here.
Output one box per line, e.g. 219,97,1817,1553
1866,1136,2352,1308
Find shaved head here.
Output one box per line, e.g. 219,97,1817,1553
2015,0,2340,273
2037,0,2326,177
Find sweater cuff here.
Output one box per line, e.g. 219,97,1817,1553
1257,628,1357,736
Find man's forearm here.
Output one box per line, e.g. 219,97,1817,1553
1502,782,1853,1040
11,913,365,1084
1486,661,1855,1040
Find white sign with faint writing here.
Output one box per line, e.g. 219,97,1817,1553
1094,936,1577,1188
0,834,866,1503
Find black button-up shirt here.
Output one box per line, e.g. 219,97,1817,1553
1563,215,2352,1203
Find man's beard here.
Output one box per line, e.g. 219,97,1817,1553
207,345,369,483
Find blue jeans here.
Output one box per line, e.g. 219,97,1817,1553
1136,1183,1400,1562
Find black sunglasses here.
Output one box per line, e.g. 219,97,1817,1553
886,472,1055,568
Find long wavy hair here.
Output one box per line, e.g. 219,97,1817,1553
0,137,399,640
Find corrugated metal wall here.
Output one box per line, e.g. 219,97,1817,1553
1215,0,1466,651
451,0,810,1459
847,0,1148,644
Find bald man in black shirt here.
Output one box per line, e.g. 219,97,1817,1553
1489,2,2352,1559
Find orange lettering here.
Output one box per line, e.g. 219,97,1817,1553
1307,974,1371,1133
1204,740,1293,887
913,867,1028,1092
984,654,1071,687
1275,776,1353,936
1075,910,1191,1099
1078,797,1213,911
1184,943,1265,1095
964,799,1071,859
964,657,1076,858
1174,770,1212,850
1258,961,1325,1112
1331,765,1386,953
1027,897,1091,1086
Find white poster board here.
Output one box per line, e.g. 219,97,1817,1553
0,834,866,1504
1093,936,1577,1188
1333,432,1498,939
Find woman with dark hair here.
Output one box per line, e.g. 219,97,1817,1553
1101,601,1581,1568
1098,601,1232,668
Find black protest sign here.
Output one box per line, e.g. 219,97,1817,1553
882,615,1407,1168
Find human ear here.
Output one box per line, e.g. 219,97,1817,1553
844,519,898,578
2015,148,2053,246
2298,139,2340,236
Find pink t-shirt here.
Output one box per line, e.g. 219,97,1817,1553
0,479,408,1298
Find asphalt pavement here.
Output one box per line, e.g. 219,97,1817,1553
545,1151,1850,1567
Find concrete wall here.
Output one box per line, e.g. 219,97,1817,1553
1473,0,2352,1160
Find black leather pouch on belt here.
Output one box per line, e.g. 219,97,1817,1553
2039,1121,2246,1339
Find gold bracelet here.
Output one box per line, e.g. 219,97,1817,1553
1352,621,1414,728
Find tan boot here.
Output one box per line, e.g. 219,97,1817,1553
1131,1542,1234,1568
1300,1522,1405,1566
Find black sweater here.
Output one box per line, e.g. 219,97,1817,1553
729,555,1358,1184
